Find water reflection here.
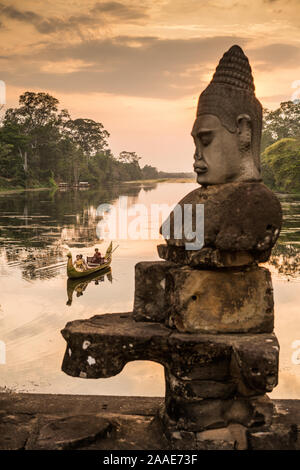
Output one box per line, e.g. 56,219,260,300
267,194,300,279
66,268,112,306
0,185,142,250
0,184,142,282
0,183,299,398
269,243,300,278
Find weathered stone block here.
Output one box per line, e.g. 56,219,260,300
61,313,171,379
196,423,247,450
164,395,274,432
159,182,282,267
164,397,227,431
157,244,259,268
165,265,274,334
61,313,279,396
165,331,233,381
34,415,113,450
225,395,274,428
0,412,35,450
165,369,236,399
247,424,297,450
230,335,279,395
133,261,174,323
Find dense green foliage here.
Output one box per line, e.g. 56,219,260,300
261,101,300,193
262,101,300,151
261,138,300,193
0,91,145,189
4,92,298,193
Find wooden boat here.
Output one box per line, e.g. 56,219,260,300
67,242,113,279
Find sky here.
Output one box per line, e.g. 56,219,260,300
0,0,300,171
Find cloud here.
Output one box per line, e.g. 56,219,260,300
0,1,149,35
2,35,248,99
0,2,68,33
0,4,40,23
249,43,300,70
91,1,148,20
2,29,299,101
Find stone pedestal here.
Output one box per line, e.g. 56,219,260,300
133,261,174,323
133,261,274,334
165,265,274,333
60,183,284,447
61,312,279,439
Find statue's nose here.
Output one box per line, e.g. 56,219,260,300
193,150,208,172
194,149,204,162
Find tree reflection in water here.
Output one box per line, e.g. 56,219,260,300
0,186,299,282
0,183,141,281
269,243,300,278
268,194,300,278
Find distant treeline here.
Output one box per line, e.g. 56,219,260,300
141,165,194,180
0,92,299,193
0,91,192,191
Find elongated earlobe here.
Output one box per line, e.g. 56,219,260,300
237,114,252,150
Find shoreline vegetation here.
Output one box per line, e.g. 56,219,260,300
2,180,300,197
123,177,195,184
0,92,299,194
0,187,50,194
0,177,196,193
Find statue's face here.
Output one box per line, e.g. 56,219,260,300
191,114,242,185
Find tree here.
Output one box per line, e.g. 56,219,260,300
261,138,300,193
142,164,158,179
3,92,63,182
4,92,60,131
262,101,300,151
0,142,13,177
118,151,140,165
66,118,110,160
0,90,147,189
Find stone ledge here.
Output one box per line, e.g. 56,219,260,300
0,393,298,450
61,313,279,396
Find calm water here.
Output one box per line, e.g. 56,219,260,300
0,182,299,398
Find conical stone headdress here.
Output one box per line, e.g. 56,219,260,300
197,45,262,169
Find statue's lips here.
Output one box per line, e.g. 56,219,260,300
194,166,208,174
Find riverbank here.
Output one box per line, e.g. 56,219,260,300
2,179,299,195
0,178,195,194
124,177,195,184
0,187,51,195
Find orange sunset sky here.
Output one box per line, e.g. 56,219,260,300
1,0,300,171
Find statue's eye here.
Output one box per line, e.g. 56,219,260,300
198,132,212,146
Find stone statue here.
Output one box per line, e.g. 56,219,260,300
192,45,262,185
61,45,296,450
158,45,282,268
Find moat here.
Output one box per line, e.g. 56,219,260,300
0,181,299,399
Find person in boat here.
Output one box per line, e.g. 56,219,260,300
91,248,102,264
74,254,88,272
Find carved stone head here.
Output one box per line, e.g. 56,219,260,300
192,45,262,185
